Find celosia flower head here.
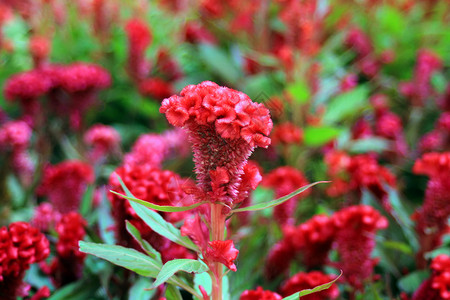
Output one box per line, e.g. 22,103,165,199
239,287,282,300
4,70,53,101
0,222,50,299
0,120,31,152
333,205,387,290
271,122,302,145
280,271,339,299
413,254,450,300
38,160,94,213
413,152,450,178
58,63,111,93
160,81,272,206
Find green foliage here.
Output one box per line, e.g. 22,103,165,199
152,259,208,288
232,181,327,213
322,86,369,124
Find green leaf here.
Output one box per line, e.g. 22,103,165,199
322,86,369,124
152,259,208,288
398,270,430,293
48,279,99,300
79,241,161,278
347,137,390,154
198,44,241,84
128,277,157,300
81,185,95,216
126,221,162,262
382,240,413,256
287,81,310,104
165,284,183,300
232,181,327,213
110,190,205,212
282,271,342,300
303,126,343,147
114,174,199,252
129,200,199,252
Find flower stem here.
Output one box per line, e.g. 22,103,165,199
210,203,225,300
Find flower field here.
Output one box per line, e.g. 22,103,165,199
0,0,449,299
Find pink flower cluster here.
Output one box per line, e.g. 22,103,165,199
0,120,33,176
125,18,152,81
84,124,121,163
271,122,303,145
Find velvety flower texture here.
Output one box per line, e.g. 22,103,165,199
280,271,339,299
0,222,50,300
160,81,272,207
31,203,61,232
333,205,388,291
49,212,86,287
38,160,94,213
413,254,450,300
263,166,309,225
265,214,335,279
239,287,282,300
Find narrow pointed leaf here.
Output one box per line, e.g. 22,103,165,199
114,173,199,252
126,221,162,262
232,181,328,213
79,241,161,278
110,190,206,212
282,270,342,300
152,259,208,288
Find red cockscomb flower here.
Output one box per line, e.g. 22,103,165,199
160,81,272,208
0,222,50,299
413,254,450,300
38,160,94,213
333,205,388,291
139,77,174,101
280,271,339,299
263,166,309,225
240,287,282,300
125,18,152,81
84,124,121,162
49,212,86,287
271,122,302,145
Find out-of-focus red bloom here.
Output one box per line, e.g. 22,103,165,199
4,70,53,102
263,166,309,225
0,222,50,299
324,150,351,176
345,27,373,58
31,203,61,232
184,22,217,44
400,49,442,106
160,81,272,207
200,0,225,18
181,215,209,252
124,129,189,168
205,240,239,272
139,77,174,101
49,212,86,287
413,152,450,178
156,48,183,81
240,287,282,300
30,286,51,300
348,154,396,210
285,214,336,268
279,271,339,299
351,118,373,139
420,130,444,153
340,74,358,92
271,122,302,145
29,35,50,68
38,160,94,213
413,254,450,300
0,120,31,153
265,240,296,280
125,18,152,81
84,124,121,162
333,205,388,291
58,63,111,93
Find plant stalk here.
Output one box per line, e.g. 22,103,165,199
210,203,225,300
